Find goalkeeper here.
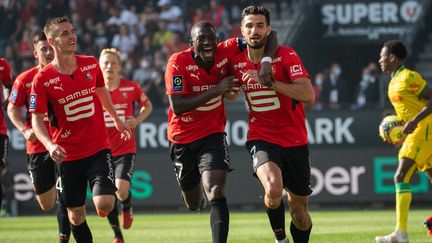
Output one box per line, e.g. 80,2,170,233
375,40,432,243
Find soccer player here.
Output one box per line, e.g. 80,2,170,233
99,48,153,243
29,17,131,243
0,56,12,206
7,32,72,243
375,40,432,243
230,6,315,243
165,21,276,243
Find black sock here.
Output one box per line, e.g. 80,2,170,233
265,201,286,241
290,221,312,243
57,205,71,243
108,202,123,239
71,220,92,243
209,197,229,243
121,191,132,212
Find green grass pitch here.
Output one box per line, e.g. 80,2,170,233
0,209,430,242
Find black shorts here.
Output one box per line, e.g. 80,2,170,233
112,153,135,182
57,149,116,207
0,135,8,169
169,133,231,191
246,140,312,196
27,151,56,195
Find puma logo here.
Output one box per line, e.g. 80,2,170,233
53,84,64,91
190,73,200,80
172,64,179,71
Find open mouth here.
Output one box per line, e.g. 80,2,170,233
202,47,214,58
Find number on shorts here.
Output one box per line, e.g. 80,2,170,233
174,162,183,178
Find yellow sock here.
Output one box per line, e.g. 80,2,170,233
395,183,411,232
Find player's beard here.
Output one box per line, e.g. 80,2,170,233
247,35,267,49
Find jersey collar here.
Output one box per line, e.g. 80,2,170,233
392,65,405,79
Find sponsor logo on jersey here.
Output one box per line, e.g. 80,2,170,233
80,64,97,72
181,115,193,122
29,94,36,110
119,87,134,92
10,88,18,103
172,64,179,71
193,85,216,92
272,57,282,63
172,75,183,92
289,64,303,77
60,130,71,138
216,58,228,68
233,62,247,70
25,82,32,88
122,92,128,98
44,77,60,87
58,87,95,104
186,65,198,71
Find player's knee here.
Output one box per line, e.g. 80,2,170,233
265,184,283,200
39,202,55,212
204,184,224,201
69,213,86,226
116,189,129,201
290,209,309,227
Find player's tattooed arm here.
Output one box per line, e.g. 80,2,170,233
259,30,278,87
169,76,239,115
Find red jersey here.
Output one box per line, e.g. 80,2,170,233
165,38,244,144
0,58,12,135
231,46,310,147
30,55,110,161
104,79,148,156
9,67,50,154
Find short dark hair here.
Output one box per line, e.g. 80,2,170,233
32,32,47,47
241,6,271,25
44,16,71,38
384,40,407,60
190,21,216,38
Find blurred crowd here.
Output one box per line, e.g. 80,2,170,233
1,0,384,111
309,61,387,111
0,0,281,108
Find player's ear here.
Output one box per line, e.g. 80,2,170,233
47,37,55,46
266,25,272,36
33,50,38,59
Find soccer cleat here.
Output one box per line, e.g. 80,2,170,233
424,215,432,236
113,237,124,243
275,238,290,243
375,231,408,243
121,209,133,229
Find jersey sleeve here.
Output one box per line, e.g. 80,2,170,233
282,48,310,81
1,59,12,86
165,53,188,95
134,82,148,106
406,71,426,96
219,37,246,56
29,72,48,114
8,76,26,107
